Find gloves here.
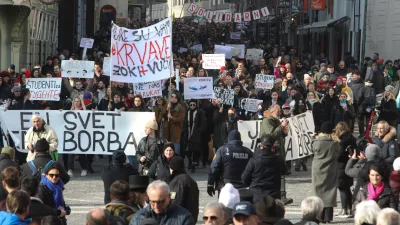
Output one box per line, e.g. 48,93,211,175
207,184,215,197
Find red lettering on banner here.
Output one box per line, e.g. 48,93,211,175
31,90,60,100
244,12,250,20
133,42,147,65
148,41,160,63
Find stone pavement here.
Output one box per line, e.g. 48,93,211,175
63,158,354,225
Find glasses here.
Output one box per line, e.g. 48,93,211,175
48,173,60,178
149,198,166,205
203,216,218,222
190,104,196,106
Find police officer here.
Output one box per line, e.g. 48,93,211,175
207,129,253,197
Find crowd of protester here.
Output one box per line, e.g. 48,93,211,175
1,18,400,224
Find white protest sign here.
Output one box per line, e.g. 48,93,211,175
80,38,95,48
226,44,245,58
230,32,241,40
246,48,263,60
214,87,234,105
0,111,154,155
243,98,263,112
255,74,274,89
202,54,225,69
110,17,172,83
191,44,203,52
238,111,314,160
133,80,162,98
103,57,111,76
184,77,214,99
61,60,95,78
214,45,233,59
25,78,62,101
179,47,188,53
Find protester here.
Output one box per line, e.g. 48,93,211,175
232,202,259,225
0,166,20,210
0,190,32,225
373,120,398,165
105,180,135,224
255,195,285,225
147,142,176,182
376,208,400,225
137,120,163,175
294,196,324,225
0,147,19,173
354,200,381,225
202,201,227,225
162,91,185,155
86,208,109,225
128,175,149,212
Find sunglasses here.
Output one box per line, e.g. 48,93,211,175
149,198,166,205
48,173,60,178
190,104,196,106
203,216,218,221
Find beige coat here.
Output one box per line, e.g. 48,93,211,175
25,124,58,161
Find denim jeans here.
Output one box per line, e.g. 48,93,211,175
127,155,139,172
173,143,180,156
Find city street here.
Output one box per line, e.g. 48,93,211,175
64,158,354,225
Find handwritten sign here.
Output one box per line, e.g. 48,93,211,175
202,54,225,69
214,45,233,59
25,78,62,101
80,38,94,48
238,111,314,160
255,74,274,89
226,44,245,58
246,48,263,60
214,87,234,105
184,77,214,100
103,57,111,76
230,32,241,40
133,80,162,98
110,17,172,83
243,98,263,112
191,44,203,52
61,60,95,78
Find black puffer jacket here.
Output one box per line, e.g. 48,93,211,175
378,98,397,126
148,155,175,183
353,183,396,209
241,148,286,202
330,103,356,127
136,136,165,169
349,78,364,107
181,108,207,153
337,132,356,189
129,203,194,225
0,153,19,173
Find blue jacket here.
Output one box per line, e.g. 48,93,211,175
0,211,32,225
129,204,194,225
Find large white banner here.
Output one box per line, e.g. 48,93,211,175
238,111,314,160
0,111,154,155
61,60,95,78
110,17,173,83
202,54,225,69
184,77,214,99
25,78,62,101
133,81,162,98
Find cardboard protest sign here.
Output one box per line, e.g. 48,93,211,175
110,17,172,83
80,38,94,48
226,44,245,58
246,48,263,60
238,111,314,160
214,45,233,59
255,74,274,89
133,80,162,98
243,98,263,112
214,87,234,105
103,57,111,76
25,78,62,101
61,60,95,78
191,44,203,52
202,54,225,69
184,77,214,99
230,32,241,40
0,111,154,155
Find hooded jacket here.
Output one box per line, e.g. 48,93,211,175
373,126,398,165
260,116,287,158
0,211,32,225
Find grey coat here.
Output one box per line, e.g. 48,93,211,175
311,135,339,207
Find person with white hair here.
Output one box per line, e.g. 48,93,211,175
377,208,400,225
354,200,381,225
202,202,226,225
24,114,58,162
129,180,194,225
294,196,324,225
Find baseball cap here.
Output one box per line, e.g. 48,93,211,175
282,104,290,109
232,202,256,216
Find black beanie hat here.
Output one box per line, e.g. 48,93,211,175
112,150,126,165
320,121,333,134
169,156,185,171
34,138,50,152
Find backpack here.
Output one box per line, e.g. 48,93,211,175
27,160,56,180
362,87,376,109
105,207,132,225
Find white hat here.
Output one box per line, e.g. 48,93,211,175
393,157,400,171
304,74,310,79
31,113,43,121
218,183,240,209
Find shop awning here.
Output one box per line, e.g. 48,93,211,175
297,16,349,34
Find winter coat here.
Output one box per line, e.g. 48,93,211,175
0,153,19,173
24,124,58,162
101,164,139,204
129,203,194,225
155,103,168,129
62,78,93,100
162,103,185,143
21,153,69,184
349,78,365,107
378,98,397,126
353,183,396,209
212,109,226,150
181,108,207,153
321,95,339,123
372,126,398,165
148,155,174,183
221,119,238,144
28,197,58,224
260,116,287,158
169,171,200,223
330,102,356,127
372,70,385,94
311,101,324,133
293,216,320,225
136,136,164,169
311,135,339,207
389,170,400,211
241,148,287,202
337,132,356,189
0,211,32,225
105,200,136,223
0,84,10,101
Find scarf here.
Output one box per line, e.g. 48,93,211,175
41,175,65,210
366,182,385,200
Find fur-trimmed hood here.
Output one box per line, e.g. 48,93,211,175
375,126,397,143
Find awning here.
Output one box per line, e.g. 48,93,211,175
297,16,349,34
